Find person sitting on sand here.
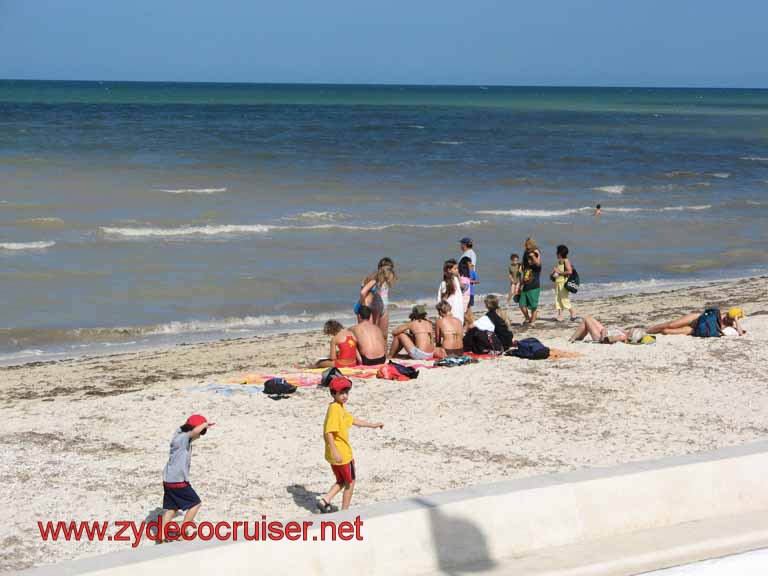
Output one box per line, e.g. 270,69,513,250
435,300,464,356
389,304,440,360
351,305,387,365
479,294,514,349
569,315,628,344
647,307,746,336
313,320,360,368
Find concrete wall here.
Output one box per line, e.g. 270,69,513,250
22,441,768,576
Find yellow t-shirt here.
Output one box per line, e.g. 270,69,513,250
324,402,354,464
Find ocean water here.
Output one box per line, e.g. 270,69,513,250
0,80,767,362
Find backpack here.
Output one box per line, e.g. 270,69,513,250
565,268,580,294
263,378,297,396
507,337,550,360
390,361,419,380
693,308,721,338
376,363,410,381
463,328,504,355
319,367,343,387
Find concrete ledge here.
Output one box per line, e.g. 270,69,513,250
425,509,768,575
18,440,768,576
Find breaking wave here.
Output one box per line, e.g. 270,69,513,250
0,241,56,250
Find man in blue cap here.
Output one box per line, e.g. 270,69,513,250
459,237,476,271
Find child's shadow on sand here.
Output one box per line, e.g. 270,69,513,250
287,484,337,514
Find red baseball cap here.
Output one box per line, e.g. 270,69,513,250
329,376,352,392
186,414,215,427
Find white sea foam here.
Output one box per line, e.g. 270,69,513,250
593,185,625,194
709,172,730,179
147,312,352,336
17,217,65,225
433,141,463,145
408,125,425,129
282,211,348,222
740,156,768,162
101,224,274,238
100,220,487,239
478,205,711,218
659,204,712,212
0,241,56,250
477,208,592,217
158,187,227,194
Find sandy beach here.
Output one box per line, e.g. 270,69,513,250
2,276,767,572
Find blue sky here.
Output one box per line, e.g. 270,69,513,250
1,0,766,87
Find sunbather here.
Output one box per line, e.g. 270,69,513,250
569,315,628,344
647,307,745,336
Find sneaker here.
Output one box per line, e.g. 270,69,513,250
317,498,332,514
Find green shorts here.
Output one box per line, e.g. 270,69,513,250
519,288,540,310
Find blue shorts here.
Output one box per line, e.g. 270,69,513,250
469,295,475,307
163,482,201,511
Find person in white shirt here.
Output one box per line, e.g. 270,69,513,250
459,237,476,271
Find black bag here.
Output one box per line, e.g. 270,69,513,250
565,268,580,294
319,367,343,387
463,328,504,355
263,377,297,396
507,337,550,360
390,361,419,379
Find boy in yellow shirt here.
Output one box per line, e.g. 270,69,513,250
318,376,383,513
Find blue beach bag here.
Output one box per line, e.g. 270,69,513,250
693,308,721,338
508,338,550,360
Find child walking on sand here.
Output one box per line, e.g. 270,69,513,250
318,377,383,513
507,253,521,304
159,414,213,540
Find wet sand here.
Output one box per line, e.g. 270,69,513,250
2,276,767,571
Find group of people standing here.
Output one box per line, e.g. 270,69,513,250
506,238,578,326
314,235,583,368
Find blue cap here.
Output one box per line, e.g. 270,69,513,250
459,237,472,245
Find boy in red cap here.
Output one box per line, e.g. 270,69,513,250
159,414,213,539
318,377,383,513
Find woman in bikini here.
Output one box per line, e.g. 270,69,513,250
389,304,436,360
359,258,397,337
435,300,464,357
312,320,361,368
569,315,628,344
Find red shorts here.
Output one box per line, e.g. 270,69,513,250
331,460,356,486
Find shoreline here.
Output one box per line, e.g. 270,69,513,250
1,270,765,368
2,275,767,571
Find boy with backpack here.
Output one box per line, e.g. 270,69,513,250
317,377,383,513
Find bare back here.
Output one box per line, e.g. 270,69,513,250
352,320,387,359
436,316,463,349
409,319,435,353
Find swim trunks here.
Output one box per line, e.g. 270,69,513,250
360,354,386,366
162,482,201,511
518,288,540,310
331,460,356,486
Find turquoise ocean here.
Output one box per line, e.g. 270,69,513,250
0,80,766,362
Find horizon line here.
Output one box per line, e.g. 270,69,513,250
1,77,767,91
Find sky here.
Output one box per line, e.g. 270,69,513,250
0,0,766,87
